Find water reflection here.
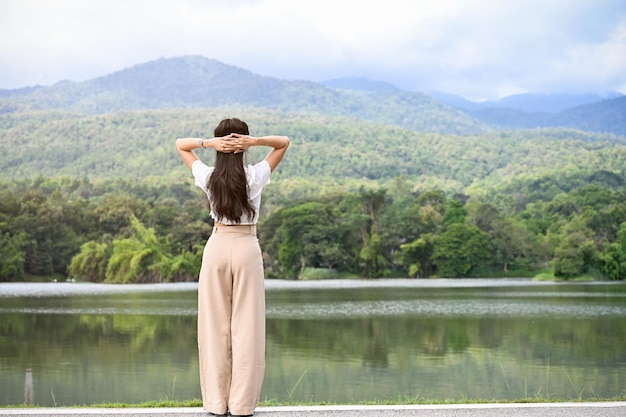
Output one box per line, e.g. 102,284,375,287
0,280,625,406
24,368,32,405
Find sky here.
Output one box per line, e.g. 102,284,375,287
1,0,625,100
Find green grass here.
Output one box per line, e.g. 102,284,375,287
533,270,609,282
6,395,626,409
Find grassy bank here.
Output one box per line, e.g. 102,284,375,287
7,395,626,409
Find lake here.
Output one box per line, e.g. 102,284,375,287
1,279,625,406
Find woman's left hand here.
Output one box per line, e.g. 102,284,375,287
215,136,240,153
228,133,255,153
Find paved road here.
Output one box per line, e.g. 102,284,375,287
2,403,626,417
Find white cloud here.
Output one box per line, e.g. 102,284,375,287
547,20,626,93
0,0,625,99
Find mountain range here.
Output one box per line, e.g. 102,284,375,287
1,55,624,137
0,56,484,135
428,90,623,113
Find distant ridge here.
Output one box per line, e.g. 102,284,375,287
0,85,43,98
1,55,624,136
431,91,624,113
552,95,626,134
322,77,399,92
493,92,623,113
0,55,486,135
430,91,626,136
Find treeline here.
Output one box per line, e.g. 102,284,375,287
1,174,625,282
261,181,626,280
0,177,210,282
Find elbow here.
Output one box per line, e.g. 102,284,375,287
175,138,191,152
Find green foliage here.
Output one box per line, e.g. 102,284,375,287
400,233,435,278
0,177,208,283
271,201,344,277
299,267,340,280
2,173,626,281
467,203,540,273
432,224,492,277
443,199,467,225
68,241,109,282
104,216,175,283
552,230,598,278
359,232,388,278
1,103,626,282
0,232,26,280
598,222,626,280
1,110,625,198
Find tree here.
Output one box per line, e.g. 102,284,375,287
0,232,26,281
490,218,539,273
359,232,388,278
399,233,435,278
467,202,500,232
68,240,110,282
272,201,337,277
598,222,626,280
442,199,467,226
552,229,598,278
599,243,625,280
432,224,492,277
168,248,202,282
105,216,173,283
93,194,149,235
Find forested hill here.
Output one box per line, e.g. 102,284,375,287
0,55,486,135
1,108,625,199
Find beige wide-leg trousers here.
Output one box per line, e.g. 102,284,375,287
197,225,265,416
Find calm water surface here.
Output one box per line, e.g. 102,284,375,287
1,279,625,406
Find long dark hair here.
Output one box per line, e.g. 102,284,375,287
208,118,255,223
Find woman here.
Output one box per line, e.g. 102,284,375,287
176,118,289,416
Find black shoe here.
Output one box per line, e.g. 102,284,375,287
208,413,228,416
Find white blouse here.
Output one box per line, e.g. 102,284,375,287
191,159,271,225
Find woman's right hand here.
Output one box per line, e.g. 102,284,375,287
214,135,242,153
228,133,255,153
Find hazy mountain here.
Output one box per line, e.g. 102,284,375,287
0,56,486,135
426,90,626,136
469,107,551,129
495,92,623,113
468,107,553,129
431,91,624,113
1,55,623,136
427,91,480,111
322,77,399,92
551,95,626,134
469,96,626,136
0,85,43,98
